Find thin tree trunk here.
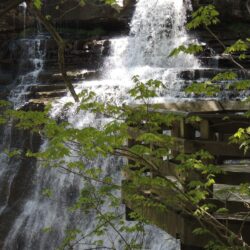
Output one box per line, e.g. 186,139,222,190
26,1,79,102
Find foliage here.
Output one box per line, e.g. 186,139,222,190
187,5,220,29
33,0,42,9
224,40,249,54
183,71,248,97
169,44,204,57
178,5,250,248
182,3,250,160
230,127,250,154
1,1,250,250
185,80,221,96
3,68,249,249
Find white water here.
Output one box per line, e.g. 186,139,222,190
0,34,45,226
69,0,199,101
9,36,45,109
19,2,27,38
0,119,17,215
3,0,200,249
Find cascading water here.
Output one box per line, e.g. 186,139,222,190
9,35,45,109
0,36,45,208
3,0,200,249
75,0,200,102
19,2,27,38
0,17,46,248
102,0,199,96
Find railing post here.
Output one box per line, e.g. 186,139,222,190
200,119,210,139
180,119,195,139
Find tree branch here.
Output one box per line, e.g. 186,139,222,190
26,1,79,102
205,25,248,74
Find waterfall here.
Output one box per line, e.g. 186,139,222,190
3,0,200,249
127,0,194,68
9,36,45,109
89,0,199,99
19,2,27,38
0,30,46,247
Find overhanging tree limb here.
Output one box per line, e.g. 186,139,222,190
205,25,247,73
26,1,79,102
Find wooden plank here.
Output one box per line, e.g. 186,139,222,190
123,187,250,248
221,101,250,111
156,101,223,113
216,164,250,185
174,138,250,158
213,184,250,202
122,192,206,248
188,113,248,119
154,100,250,114
158,160,250,185
205,198,250,214
220,164,250,173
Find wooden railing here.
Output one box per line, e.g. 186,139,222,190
122,101,250,250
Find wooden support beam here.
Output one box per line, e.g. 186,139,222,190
174,138,250,158
180,119,195,139
171,121,181,137
206,199,250,214
200,120,210,139
125,106,250,249
123,189,250,248
216,164,250,185
171,121,181,157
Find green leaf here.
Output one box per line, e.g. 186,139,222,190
137,133,165,143
42,189,53,198
33,0,42,9
225,39,249,54
216,208,229,214
187,5,220,29
42,227,53,233
193,227,210,236
185,81,220,96
212,72,237,82
169,44,203,57
130,145,151,155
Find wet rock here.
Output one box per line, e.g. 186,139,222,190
0,73,13,86
44,38,110,71
42,0,127,31
0,2,35,34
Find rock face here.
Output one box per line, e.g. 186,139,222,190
0,0,128,99
42,0,133,31
0,2,35,99
23,38,111,103
0,0,249,99
0,2,34,33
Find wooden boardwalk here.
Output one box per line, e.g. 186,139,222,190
122,100,250,250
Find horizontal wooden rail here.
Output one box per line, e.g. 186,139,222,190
174,138,250,158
